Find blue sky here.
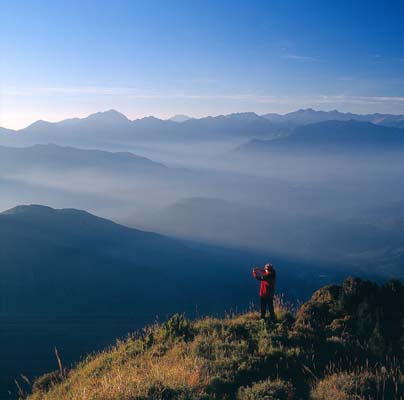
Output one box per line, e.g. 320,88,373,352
1,0,404,128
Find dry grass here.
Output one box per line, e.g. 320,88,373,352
312,364,404,400
29,336,208,400
27,308,292,400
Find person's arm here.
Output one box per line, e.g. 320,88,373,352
252,268,264,280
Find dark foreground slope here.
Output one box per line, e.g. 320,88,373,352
0,204,251,315
26,277,404,400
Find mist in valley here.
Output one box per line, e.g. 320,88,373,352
2,130,404,277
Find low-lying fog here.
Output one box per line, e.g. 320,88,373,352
1,140,404,276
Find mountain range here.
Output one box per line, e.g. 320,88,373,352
237,120,404,153
262,107,404,128
2,108,404,147
0,110,283,146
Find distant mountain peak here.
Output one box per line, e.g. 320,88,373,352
86,109,130,123
2,204,55,216
169,114,193,123
137,116,163,122
25,119,54,130
293,108,317,114
227,112,260,119
1,204,105,223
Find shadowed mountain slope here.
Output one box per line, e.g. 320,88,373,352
0,205,254,316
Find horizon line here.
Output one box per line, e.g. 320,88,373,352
2,107,404,131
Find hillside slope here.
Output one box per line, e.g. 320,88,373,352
0,205,253,316
26,277,404,400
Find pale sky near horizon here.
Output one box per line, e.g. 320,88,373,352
1,0,404,129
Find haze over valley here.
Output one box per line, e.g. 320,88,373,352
2,109,404,273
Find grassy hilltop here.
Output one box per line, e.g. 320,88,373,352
25,277,404,400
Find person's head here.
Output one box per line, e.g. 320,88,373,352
264,263,273,272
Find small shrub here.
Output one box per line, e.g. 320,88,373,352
206,376,234,397
237,378,295,400
146,381,181,400
274,295,297,323
227,322,252,341
312,370,404,400
161,314,192,340
32,371,64,393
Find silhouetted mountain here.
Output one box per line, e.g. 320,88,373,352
25,110,130,131
22,110,136,144
0,204,259,316
178,112,290,139
238,120,404,153
262,108,404,128
3,109,404,148
0,111,291,147
85,109,130,124
168,114,193,122
2,109,404,147
0,144,165,173
0,127,15,135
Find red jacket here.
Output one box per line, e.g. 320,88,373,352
253,268,276,299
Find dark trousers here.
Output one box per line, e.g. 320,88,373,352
260,296,275,320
